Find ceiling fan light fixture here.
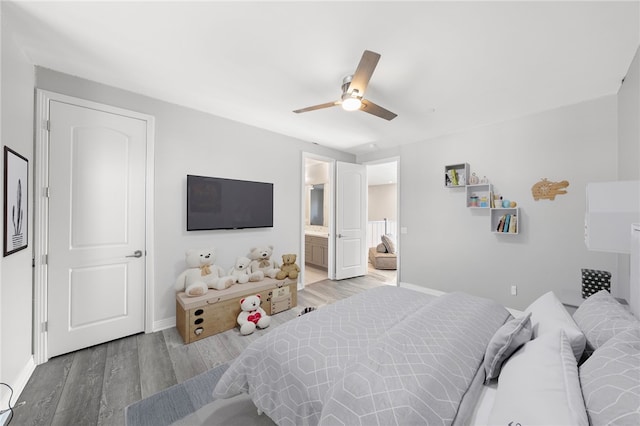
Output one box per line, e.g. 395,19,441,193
341,96,362,111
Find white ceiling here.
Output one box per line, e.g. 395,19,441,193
6,1,639,155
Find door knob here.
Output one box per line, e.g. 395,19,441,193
126,250,143,258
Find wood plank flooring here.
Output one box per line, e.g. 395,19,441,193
13,276,389,426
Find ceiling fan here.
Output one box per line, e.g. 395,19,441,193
293,50,397,121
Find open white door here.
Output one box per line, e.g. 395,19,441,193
335,161,367,280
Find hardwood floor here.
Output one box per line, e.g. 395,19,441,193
12,276,388,426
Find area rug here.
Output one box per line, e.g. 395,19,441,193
125,363,230,426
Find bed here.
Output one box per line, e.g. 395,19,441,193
212,286,640,426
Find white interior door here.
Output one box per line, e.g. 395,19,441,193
335,161,367,280
47,100,147,358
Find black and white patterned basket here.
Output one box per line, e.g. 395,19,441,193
581,268,611,299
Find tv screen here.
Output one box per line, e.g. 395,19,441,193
187,175,273,230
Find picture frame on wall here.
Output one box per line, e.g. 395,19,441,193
4,146,28,256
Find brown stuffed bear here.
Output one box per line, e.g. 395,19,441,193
276,254,300,280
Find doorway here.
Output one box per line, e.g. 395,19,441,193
366,160,398,285
301,155,398,287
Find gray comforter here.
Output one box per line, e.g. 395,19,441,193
214,286,509,425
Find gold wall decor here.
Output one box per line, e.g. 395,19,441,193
531,178,569,200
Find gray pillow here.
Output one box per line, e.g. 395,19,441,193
573,290,638,357
376,243,387,253
579,326,640,426
483,312,533,383
381,234,396,254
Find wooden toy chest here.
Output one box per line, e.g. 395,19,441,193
175,278,297,344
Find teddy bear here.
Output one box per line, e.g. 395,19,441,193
276,253,300,280
228,256,264,284
248,245,280,279
237,294,271,335
175,248,235,296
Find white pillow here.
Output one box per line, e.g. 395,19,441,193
525,291,586,360
488,330,588,426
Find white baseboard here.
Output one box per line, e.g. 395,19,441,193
0,410,10,426
1,355,35,415
153,317,176,332
398,281,446,297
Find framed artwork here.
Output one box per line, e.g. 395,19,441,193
4,146,28,256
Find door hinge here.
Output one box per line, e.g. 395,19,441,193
45,120,51,131
43,254,48,265
42,321,48,332
44,187,50,198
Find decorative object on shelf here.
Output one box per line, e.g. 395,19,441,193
466,183,492,208
447,169,459,186
495,213,518,234
531,178,569,201
480,175,489,184
3,146,28,256
469,173,480,185
444,163,470,187
502,200,511,208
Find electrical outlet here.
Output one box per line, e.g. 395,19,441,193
510,285,517,296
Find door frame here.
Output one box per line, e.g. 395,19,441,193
33,90,155,364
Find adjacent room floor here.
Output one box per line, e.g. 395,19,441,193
304,263,397,286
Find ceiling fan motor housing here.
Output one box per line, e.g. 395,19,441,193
341,74,356,96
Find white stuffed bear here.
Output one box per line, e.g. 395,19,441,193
175,248,234,296
228,256,264,284
248,245,280,279
237,294,271,335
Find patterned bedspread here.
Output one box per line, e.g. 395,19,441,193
213,286,509,426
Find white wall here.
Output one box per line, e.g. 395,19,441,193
618,46,639,182
0,3,36,405
364,96,620,310
616,45,640,303
368,184,397,221
34,67,355,326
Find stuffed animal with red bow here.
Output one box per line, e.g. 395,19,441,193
237,294,271,335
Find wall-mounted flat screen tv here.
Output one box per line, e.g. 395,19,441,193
187,175,273,230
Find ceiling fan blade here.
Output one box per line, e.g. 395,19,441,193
348,50,381,96
293,101,339,114
360,99,397,121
